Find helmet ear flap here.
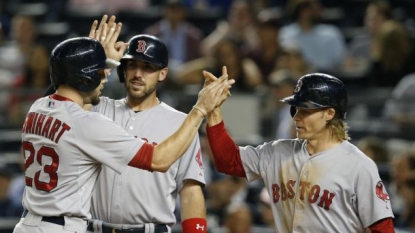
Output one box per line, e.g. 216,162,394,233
290,106,297,117
73,74,101,92
117,62,125,83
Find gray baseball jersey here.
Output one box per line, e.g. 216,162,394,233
90,97,205,225
240,139,394,233
20,95,148,218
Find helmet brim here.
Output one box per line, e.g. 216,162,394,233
121,54,165,69
280,95,328,109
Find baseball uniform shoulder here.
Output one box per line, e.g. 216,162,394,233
158,102,186,117
267,138,305,153
31,97,124,137
244,138,305,161
92,96,127,111
337,141,378,168
130,102,186,131
67,102,117,125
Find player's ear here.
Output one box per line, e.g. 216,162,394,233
325,108,335,122
158,67,168,82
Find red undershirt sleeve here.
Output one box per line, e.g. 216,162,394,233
128,142,154,172
206,121,246,177
368,218,394,233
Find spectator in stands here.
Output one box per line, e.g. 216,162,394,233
180,0,233,13
260,69,297,140
67,0,150,15
383,71,415,129
279,0,347,72
0,21,4,44
202,0,259,56
175,37,263,92
212,201,275,233
144,0,204,71
244,13,283,83
276,42,315,79
398,177,415,229
248,0,285,12
388,152,415,224
367,20,415,87
0,165,22,217
345,0,392,71
402,177,415,230
205,175,262,229
222,202,253,233
257,187,275,230
7,150,25,216
205,177,235,228
0,14,37,79
7,45,50,127
0,21,11,113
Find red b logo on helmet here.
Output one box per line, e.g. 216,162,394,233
294,79,303,93
136,40,146,53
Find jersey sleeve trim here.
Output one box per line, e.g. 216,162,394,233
128,142,154,172
368,217,394,233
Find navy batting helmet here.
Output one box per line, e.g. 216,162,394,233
50,37,115,92
117,34,168,82
281,73,348,119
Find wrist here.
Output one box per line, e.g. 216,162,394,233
193,105,207,117
207,108,222,126
208,107,220,115
181,218,207,233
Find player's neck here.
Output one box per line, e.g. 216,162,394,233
126,94,160,112
55,87,83,106
305,135,342,156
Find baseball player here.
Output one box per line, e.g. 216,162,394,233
204,71,395,232
86,31,208,233
13,35,234,233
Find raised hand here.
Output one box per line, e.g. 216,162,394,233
195,72,234,114
203,66,232,104
88,15,128,62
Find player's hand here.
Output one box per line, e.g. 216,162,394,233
89,15,115,43
89,15,128,62
195,72,234,114
203,66,232,102
202,66,224,88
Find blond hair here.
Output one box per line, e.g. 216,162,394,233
327,111,350,141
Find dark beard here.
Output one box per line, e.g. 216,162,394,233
125,81,157,101
82,90,101,106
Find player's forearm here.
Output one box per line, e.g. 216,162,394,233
152,108,205,172
206,121,246,177
180,181,207,233
180,181,206,219
206,108,223,126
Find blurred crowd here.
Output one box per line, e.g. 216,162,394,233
1,0,415,232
